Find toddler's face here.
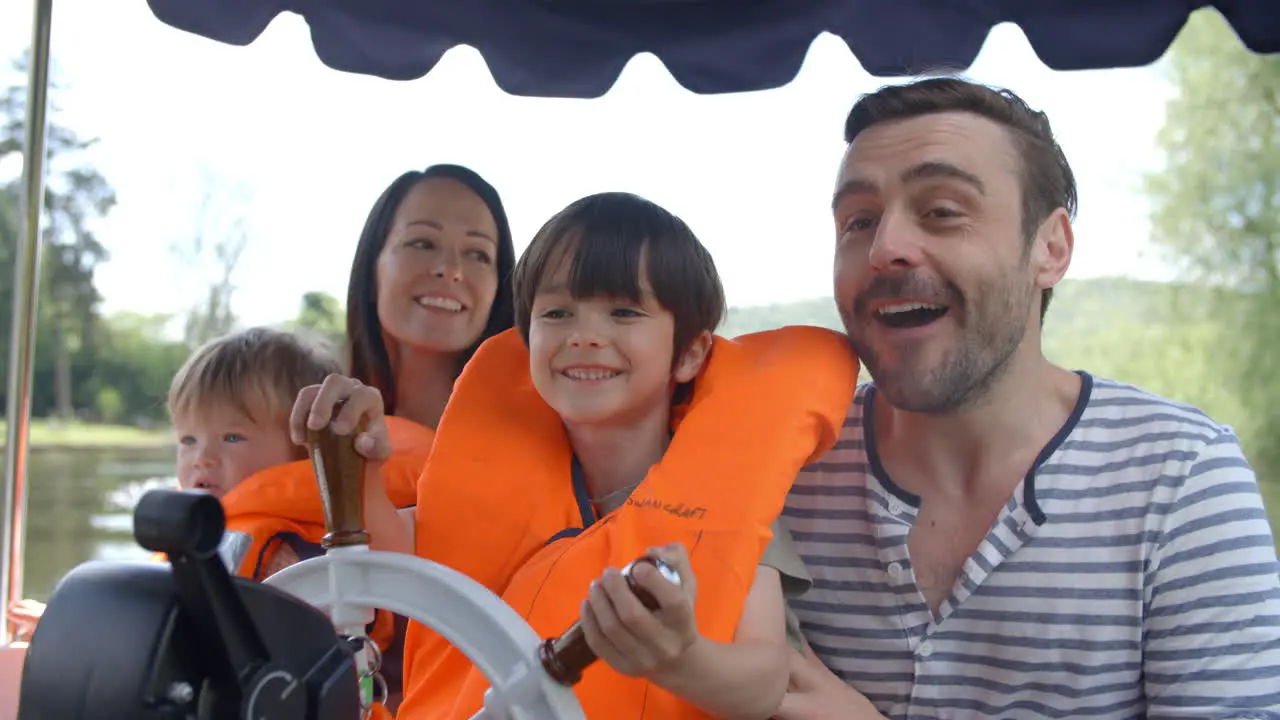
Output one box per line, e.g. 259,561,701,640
174,403,295,499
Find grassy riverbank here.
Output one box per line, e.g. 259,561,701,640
0,419,171,450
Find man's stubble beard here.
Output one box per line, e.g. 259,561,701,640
839,277,1032,414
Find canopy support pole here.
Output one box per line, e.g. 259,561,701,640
2,0,54,644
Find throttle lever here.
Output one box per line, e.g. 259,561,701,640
306,399,369,549
538,556,683,686
134,489,309,718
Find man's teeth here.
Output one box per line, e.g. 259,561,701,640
564,369,621,381
876,302,945,316
418,296,463,312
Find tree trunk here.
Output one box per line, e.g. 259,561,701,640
53,320,73,420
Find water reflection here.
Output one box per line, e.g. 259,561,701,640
22,446,174,601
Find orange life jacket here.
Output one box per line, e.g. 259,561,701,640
397,326,859,720
217,415,432,580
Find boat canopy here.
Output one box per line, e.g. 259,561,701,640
145,0,1280,98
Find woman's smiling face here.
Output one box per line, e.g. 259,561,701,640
374,177,501,356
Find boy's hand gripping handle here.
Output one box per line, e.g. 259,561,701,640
306,401,369,548
538,556,682,686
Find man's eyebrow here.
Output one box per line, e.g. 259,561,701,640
902,161,985,194
832,161,986,210
831,178,878,211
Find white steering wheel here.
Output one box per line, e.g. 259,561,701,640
265,546,586,720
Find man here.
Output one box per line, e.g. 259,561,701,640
776,77,1280,719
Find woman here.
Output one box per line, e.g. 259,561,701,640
347,163,516,431
227,163,516,570
224,163,516,713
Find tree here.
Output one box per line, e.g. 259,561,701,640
0,52,115,419
289,290,346,352
171,169,250,350
0,182,17,348
93,311,189,424
1145,10,1280,480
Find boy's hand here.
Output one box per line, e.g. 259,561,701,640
289,374,391,463
581,543,699,679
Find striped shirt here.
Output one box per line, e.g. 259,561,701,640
781,374,1280,719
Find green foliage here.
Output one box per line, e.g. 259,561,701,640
0,52,115,419
1145,10,1280,483
90,312,189,423
287,290,346,354
94,386,124,424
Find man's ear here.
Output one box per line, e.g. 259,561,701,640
673,331,713,383
1032,207,1073,292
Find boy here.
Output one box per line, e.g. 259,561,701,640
512,192,813,715
12,328,340,629
177,327,430,718
167,326,343,576
173,327,426,582
302,192,857,719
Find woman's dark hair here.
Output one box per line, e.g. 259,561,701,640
346,164,516,415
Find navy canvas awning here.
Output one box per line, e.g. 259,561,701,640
147,0,1280,98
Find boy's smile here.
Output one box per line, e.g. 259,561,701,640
559,363,625,383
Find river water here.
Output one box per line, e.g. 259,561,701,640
18,445,173,601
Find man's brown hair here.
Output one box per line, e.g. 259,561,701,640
843,76,1078,322
167,327,342,432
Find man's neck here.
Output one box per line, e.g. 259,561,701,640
391,345,460,431
874,346,1082,498
567,409,671,503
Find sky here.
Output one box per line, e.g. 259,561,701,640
0,1,1184,332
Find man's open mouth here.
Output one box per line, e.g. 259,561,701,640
874,302,949,329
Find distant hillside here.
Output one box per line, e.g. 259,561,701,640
721,277,1243,422
721,297,842,337
722,277,1216,337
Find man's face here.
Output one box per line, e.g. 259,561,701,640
831,111,1066,413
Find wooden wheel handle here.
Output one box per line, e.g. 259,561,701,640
306,402,369,548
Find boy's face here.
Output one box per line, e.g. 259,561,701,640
174,402,296,499
528,259,710,428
